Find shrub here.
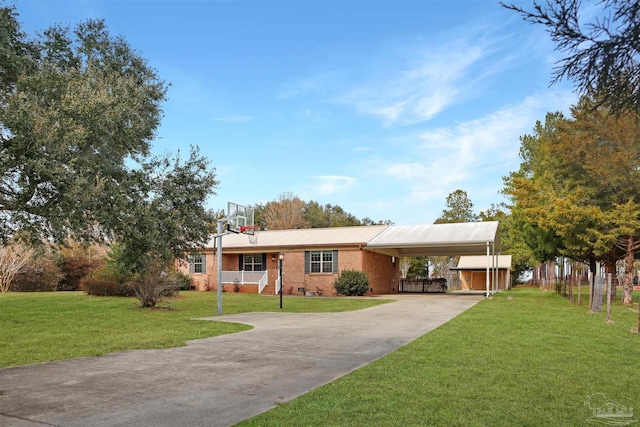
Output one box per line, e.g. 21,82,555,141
81,267,135,297
11,256,61,292
333,269,370,296
130,260,180,308
167,270,193,290
56,244,105,291
0,244,36,293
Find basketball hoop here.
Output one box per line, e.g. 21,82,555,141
241,225,260,245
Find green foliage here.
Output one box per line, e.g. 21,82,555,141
504,103,640,292
168,270,193,291
129,259,180,308
0,8,168,244
480,204,536,282
407,256,429,279
253,195,393,230
435,189,478,224
503,0,640,116
333,269,370,296
55,244,104,291
10,255,61,292
81,266,134,297
304,200,362,228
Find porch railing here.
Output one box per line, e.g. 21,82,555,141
221,270,268,293
275,276,281,295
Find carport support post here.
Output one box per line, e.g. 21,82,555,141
486,242,490,298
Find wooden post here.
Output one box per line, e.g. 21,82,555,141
606,273,612,322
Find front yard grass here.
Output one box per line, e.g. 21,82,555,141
239,287,640,426
0,291,389,368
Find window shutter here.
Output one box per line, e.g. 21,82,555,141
332,250,339,274
239,254,244,271
262,253,267,271
304,251,310,274
188,255,194,274
202,253,206,273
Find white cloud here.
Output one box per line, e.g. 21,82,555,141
312,175,357,195
337,39,489,126
381,90,575,204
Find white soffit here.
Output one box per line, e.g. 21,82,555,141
365,221,501,257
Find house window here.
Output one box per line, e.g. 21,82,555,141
238,254,266,271
305,250,339,274
189,254,205,274
242,254,265,271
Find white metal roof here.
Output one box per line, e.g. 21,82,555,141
364,221,501,257
206,225,388,252
452,255,512,270
204,221,501,256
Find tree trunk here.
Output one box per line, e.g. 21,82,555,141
589,255,597,310
622,235,635,305
548,259,556,290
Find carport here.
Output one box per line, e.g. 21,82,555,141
364,221,501,297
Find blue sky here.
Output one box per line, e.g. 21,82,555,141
15,0,576,225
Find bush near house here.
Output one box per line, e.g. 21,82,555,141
10,256,61,292
81,266,135,297
168,270,193,290
333,269,369,296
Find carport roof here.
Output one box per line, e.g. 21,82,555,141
364,221,500,257
451,255,512,270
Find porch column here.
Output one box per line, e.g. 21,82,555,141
486,242,490,297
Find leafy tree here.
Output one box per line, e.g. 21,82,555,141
259,192,309,230
55,242,105,291
0,6,217,305
503,0,640,115
361,217,394,226
302,200,330,228
480,204,536,283
110,148,217,274
254,196,390,230
406,256,429,279
303,201,362,228
0,7,167,243
435,190,478,224
504,101,640,303
0,243,34,293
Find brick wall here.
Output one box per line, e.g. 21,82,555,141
178,246,399,296
361,250,399,294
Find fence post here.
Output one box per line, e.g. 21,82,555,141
592,275,603,313
606,273,612,322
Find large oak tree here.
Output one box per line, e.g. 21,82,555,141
0,6,217,279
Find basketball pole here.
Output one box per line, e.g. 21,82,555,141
217,219,223,315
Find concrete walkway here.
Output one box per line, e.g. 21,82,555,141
0,294,482,427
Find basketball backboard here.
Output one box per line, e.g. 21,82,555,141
227,202,255,233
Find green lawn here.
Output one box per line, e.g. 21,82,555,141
0,291,389,368
239,287,640,427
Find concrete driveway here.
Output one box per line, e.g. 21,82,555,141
0,294,482,427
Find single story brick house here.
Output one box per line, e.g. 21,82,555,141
178,221,502,297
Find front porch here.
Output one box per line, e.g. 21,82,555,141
219,270,279,295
